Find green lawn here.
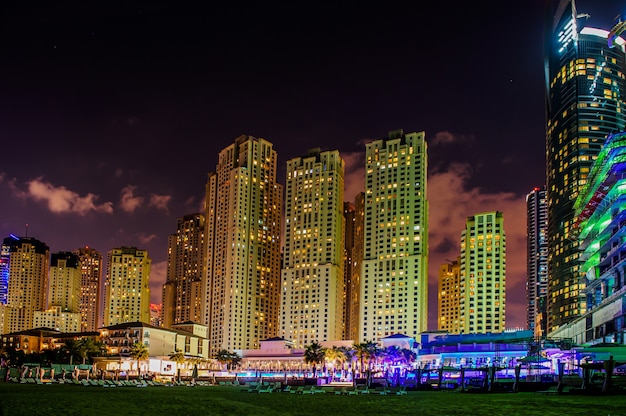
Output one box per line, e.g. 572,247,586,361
1,383,626,416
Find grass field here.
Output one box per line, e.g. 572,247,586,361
1,383,625,416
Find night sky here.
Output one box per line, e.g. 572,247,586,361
1,1,624,331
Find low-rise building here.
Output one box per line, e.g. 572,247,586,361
0,327,99,354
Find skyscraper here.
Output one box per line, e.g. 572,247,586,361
526,188,548,336
360,129,428,342
33,251,82,332
203,135,282,355
459,212,506,334
47,252,81,311
161,213,206,328
0,240,9,305
2,236,49,333
343,201,356,341
75,247,103,331
104,247,151,326
545,0,626,333
280,149,345,348
438,258,461,333
549,131,626,344
344,194,365,342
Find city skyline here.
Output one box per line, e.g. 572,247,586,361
1,1,624,331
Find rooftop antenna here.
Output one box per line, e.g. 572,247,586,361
25,223,28,238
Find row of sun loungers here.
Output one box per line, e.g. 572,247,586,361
8,376,170,387
241,383,408,395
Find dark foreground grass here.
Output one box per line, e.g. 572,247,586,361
1,383,626,416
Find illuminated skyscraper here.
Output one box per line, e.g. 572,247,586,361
161,213,206,328
47,252,81,311
74,247,103,331
2,236,49,333
526,188,548,336
104,247,151,326
438,258,461,333
33,251,82,332
280,149,345,348
203,135,282,355
344,193,364,342
360,129,428,342
459,212,506,334
550,131,626,344
0,240,9,305
545,0,626,333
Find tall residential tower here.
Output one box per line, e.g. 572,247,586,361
360,129,428,342
104,247,151,326
33,251,82,332
526,188,548,336
344,194,365,342
438,258,461,333
75,247,104,332
203,135,282,355
459,212,506,334
161,213,206,328
280,149,345,348
2,236,49,333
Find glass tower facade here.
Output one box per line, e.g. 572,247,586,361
545,0,626,333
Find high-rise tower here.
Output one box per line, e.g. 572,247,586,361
33,251,82,332
47,252,81,311
75,247,103,331
2,236,49,333
0,240,9,305
438,258,461,333
360,129,428,342
545,0,626,333
161,213,206,328
104,247,151,326
526,188,548,336
344,194,365,342
203,135,282,355
280,149,345,348
459,212,506,333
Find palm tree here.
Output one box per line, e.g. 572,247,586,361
61,339,83,365
324,346,346,379
77,337,104,364
353,340,378,381
352,342,368,376
399,348,417,366
1,346,24,368
304,342,326,377
229,351,241,371
384,346,401,366
214,350,241,371
129,342,149,377
169,349,186,381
